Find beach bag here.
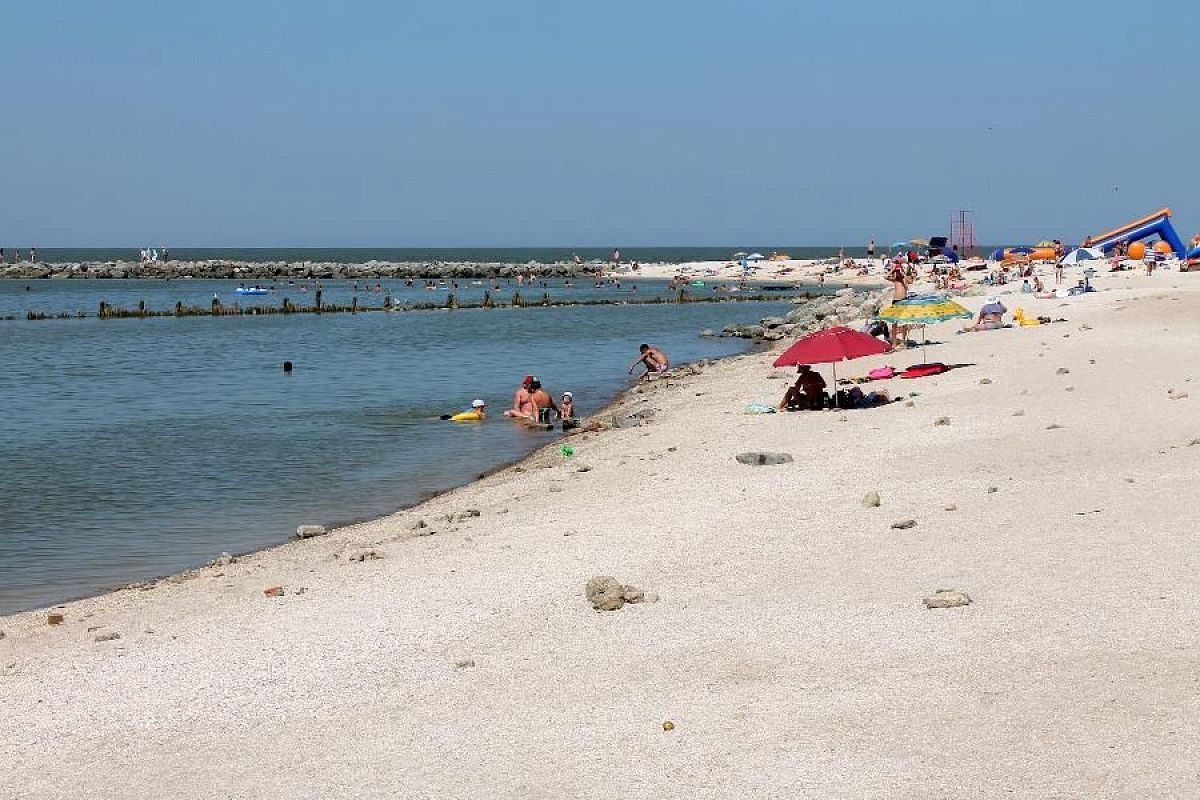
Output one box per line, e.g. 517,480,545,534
868,366,895,380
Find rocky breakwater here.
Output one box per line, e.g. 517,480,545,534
0,259,588,280
719,287,886,341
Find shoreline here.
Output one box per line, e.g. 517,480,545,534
5,265,1199,796
0,342,755,618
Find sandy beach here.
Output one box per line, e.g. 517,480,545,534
3,264,1199,798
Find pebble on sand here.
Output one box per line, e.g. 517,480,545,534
923,590,972,609
934,416,951,426
295,525,328,539
663,721,675,731
862,491,881,508
94,632,121,643
263,586,285,598
585,576,651,611
454,657,476,669
348,549,381,562
586,576,626,611
1056,367,1070,375
47,613,64,626
891,519,917,529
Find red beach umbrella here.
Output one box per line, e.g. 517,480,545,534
773,326,890,408
773,325,890,367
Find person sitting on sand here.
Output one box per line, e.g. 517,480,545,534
504,376,536,419
528,379,558,424
962,301,1008,332
628,344,669,380
778,365,827,411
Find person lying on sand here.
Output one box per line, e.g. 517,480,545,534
778,365,827,411
628,344,669,380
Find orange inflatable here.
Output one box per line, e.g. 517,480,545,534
1153,240,1173,254
1128,241,1147,260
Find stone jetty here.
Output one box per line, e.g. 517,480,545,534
1,259,587,281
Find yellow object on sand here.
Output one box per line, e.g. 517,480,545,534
449,411,484,422
1013,308,1041,327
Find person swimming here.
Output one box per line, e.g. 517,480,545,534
442,398,487,421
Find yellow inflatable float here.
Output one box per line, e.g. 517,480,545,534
442,399,487,421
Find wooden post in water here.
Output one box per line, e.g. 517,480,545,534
351,296,358,314
99,301,107,319
315,289,322,312
446,293,457,309
211,297,220,316
512,291,522,308
482,290,492,308
138,300,146,317
175,301,183,316
541,291,550,306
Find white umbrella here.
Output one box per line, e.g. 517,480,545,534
1060,247,1103,265
747,253,766,261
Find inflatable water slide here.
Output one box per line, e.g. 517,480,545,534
1084,208,1186,257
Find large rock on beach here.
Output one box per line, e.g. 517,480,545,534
735,452,794,466
295,524,328,539
923,590,972,609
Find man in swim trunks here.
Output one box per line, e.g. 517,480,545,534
628,344,669,380
528,379,558,423
504,375,536,419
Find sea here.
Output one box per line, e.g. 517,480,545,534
23,246,858,265
0,271,834,615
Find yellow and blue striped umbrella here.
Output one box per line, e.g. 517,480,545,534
875,293,972,325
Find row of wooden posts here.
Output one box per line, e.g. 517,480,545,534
15,289,800,321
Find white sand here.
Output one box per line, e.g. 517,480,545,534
2,265,1199,798
617,256,889,289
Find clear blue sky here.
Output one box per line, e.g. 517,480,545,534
1,0,1197,247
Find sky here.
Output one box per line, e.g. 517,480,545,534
1,0,1197,247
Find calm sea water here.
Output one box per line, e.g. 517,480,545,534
0,292,794,614
26,246,856,264
0,277,816,320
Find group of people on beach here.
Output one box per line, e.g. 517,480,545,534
501,375,575,426
450,344,669,429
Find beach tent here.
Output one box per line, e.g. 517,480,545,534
1060,247,1103,265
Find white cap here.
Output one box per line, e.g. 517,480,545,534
471,398,486,408
562,391,573,399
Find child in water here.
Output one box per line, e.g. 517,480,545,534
560,391,579,430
